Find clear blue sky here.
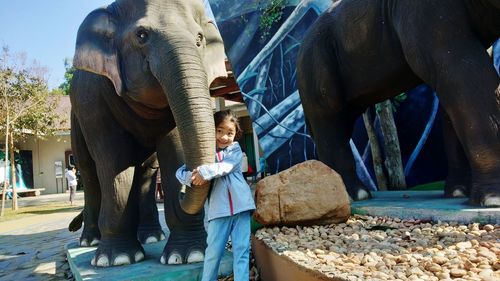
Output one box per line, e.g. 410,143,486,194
0,0,111,90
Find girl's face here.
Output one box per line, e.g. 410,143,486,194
216,118,236,150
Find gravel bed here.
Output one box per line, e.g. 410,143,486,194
255,215,499,281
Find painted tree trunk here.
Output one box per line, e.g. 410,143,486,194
376,100,407,190
362,108,387,190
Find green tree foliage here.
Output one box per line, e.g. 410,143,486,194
258,0,286,39
0,49,61,139
49,87,65,96
0,46,62,214
57,58,75,95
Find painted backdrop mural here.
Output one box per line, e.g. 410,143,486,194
207,0,500,189
208,0,377,189
208,0,328,170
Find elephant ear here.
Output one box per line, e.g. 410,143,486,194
73,8,123,96
201,20,228,86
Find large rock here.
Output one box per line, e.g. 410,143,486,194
253,160,351,226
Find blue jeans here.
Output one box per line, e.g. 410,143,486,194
201,211,251,281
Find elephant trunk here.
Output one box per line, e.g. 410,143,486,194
151,41,215,215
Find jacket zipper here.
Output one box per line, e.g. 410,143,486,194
216,150,233,215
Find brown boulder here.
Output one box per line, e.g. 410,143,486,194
253,160,351,226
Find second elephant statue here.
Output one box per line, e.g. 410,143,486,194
297,0,500,207
70,0,227,267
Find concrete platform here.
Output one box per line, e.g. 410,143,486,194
351,190,499,224
66,240,233,281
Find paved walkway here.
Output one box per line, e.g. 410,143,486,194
0,192,84,281
0,192,169,281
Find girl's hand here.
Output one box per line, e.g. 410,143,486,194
191,169,208,186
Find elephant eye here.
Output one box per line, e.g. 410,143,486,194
136,28,149,45
196,33,203,47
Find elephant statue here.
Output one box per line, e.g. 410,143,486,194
297,0,500,207
70,0,227,267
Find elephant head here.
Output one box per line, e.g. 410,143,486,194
73,0,227,214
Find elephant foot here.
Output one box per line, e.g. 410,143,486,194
444,178,470,198
346,184,372,201
161,248,204,265
91,236,145,267
469,183,500,207
160,229,207,265
80,225,101,247
137,226,166,244
444,184,469,198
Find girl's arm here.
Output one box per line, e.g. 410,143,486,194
175,164,193,186
197,143,243,181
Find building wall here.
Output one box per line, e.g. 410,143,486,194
18,134,71,194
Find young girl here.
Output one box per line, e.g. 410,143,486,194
176,109,255,281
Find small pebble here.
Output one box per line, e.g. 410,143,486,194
254,215,499,281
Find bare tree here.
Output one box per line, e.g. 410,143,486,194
362,107,388,190
0,46,61,215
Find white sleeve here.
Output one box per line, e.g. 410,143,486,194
197,144,242,181
175,164,193,187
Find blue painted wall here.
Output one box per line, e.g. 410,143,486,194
207,0,500,189
209,0,328,175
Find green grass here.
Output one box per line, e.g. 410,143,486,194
0,202,82,222
408,180,445,191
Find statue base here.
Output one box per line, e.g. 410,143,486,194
66,240,233,281
351,190,499,224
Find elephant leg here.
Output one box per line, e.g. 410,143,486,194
397,12,500,206
157,128,207,265
440,108,471,198
298,46,370,201
91,145,145,267
71,113,101,247
309,112,370,201
136,152,166,244
72,71,145,266
438,70,500,207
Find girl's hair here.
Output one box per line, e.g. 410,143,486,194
214,109,243,139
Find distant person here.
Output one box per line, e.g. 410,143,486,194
176,109,255,281
65,165,78,205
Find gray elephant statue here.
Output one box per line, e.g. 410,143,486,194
70,0,227,267
297,0,500,207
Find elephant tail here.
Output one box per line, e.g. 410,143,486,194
68,211,83,232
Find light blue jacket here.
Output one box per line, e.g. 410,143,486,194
176,142,255,221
